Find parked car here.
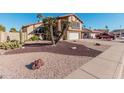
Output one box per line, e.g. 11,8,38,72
96,33,115,40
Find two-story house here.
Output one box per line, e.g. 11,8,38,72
22,14,83,40
57,14,83,40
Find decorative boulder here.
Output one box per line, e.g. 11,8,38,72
95,43,101,46
71,46,77,50
31,59,44,70
73,40,77,42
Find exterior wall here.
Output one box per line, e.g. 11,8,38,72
58,19,61,31
68,15,82,31
0,32,27,42
34,24,42,28
22,23,42,40
26,25,34,39
90,33,96,38
0,32,20,42
112,31,124,39
58,16,82,40
22,15,83,40
65,15,83,40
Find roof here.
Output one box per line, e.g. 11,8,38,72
22,14,83,29
82,28,92,32
58,14,83,23
22,22,43,28
29,26,45,34
92,29,108,33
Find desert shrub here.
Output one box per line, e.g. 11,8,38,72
10,40,19,42
29,35,41,41
0,40,22,50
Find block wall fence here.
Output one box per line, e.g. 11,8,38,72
0,32,27,42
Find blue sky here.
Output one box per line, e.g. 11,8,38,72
0,13,124,31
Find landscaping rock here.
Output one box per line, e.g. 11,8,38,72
21,47,25,49
73,40,77,42
71,46,77,50
32,59,44,70
95,43,101,46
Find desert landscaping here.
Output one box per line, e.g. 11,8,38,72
0,40,110,79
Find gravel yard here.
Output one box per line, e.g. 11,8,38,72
0,40,110,79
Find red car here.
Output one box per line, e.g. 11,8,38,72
96,33,115,40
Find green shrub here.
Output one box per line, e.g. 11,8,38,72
0,40,22,50
29,35,41,41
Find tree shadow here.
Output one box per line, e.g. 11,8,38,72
24,43,52,47
25,63,33,70
118,41,124,43
5,41,103,57
24,41,52,47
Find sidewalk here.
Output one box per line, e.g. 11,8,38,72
65,39,124,79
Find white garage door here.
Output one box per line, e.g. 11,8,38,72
68,32,79,40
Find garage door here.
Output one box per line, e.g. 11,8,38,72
68,32,79,40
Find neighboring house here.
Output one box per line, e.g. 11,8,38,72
22,22,43,39
82,28,92,39
111,29,124,39
91,29,108,38
22,14,84,40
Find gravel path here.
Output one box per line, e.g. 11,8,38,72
0,41,110,79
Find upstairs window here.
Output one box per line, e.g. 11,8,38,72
71,22,80,29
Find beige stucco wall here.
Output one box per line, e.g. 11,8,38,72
90,33,96,38
0,32,27,42
0,32,20,42
34,24,42,28
68,15,82,31
58,15,83,40
24,23,42,39
26,26,34,39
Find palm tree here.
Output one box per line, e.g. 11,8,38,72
55,19,70,44
105,25,109,32
19,29,23,44
105,25,108,30
43,17,57,46
37,13,43,22
10,28,17,32
0,25,6,32
42,17,70,45
83,25,86,28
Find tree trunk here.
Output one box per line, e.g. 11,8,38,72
50,25,56,46
55,24,69,44
20,29,23,44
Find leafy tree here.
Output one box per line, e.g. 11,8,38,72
0,25,6,32
10,28,17,32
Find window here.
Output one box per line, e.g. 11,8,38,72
71,22,80,29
